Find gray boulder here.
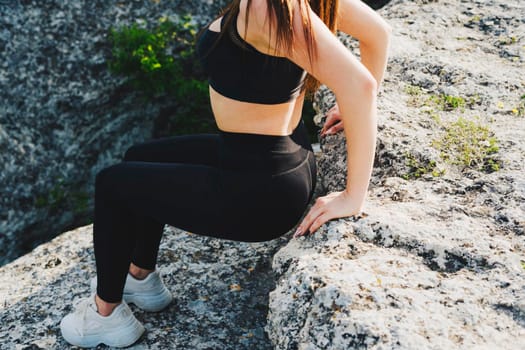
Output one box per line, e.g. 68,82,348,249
266,0,525,348
0,0,227,265
1,0,524,349
0,224,288,349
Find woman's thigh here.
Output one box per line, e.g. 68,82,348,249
97,160,285,242
124,134,221,167
98,160,223,233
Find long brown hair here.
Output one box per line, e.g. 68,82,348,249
215,0,339,97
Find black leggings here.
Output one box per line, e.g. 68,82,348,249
94,120,317,302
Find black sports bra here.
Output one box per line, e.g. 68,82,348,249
197,12,307,105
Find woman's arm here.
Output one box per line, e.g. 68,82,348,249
320,0,391,137
280,0,389,236
338,0,391,91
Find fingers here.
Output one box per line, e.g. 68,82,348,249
321,113,338,132
293,191,365,240
321,121,344,137
321,107,344,137
293,198,328,238
308,213,330,234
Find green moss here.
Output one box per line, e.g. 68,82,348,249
72,191,90,214
404,85,425,107
467,15,482,25
405,84,423,96
427,94,466,111
34,179,67,211
499,36,517,45
431,117,501,172
402,153,444,180
35,196,49,208
428,112,442,124
404,85,478,112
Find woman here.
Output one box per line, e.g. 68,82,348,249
60,0,390,347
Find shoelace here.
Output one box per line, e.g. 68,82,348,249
72,297,97,338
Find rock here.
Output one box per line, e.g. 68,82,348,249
0,0,228,266
267,0,525,348
1,0,525,348
0,224,287,349
267,217,524,349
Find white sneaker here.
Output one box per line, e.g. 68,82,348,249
60,295,145,348
91,271,173,312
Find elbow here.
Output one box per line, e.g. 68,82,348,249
360,72,378,98
378,16,393,39
383,22,393,37
383,23,393,47
376,22,392,47
362,21,392,48
333,69,376,103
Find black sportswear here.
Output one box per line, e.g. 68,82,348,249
197,11,307,104
93,8,318,303
94,121,317,302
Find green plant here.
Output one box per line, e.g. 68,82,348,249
499,36,517,45
431,117,501,172
34,179,90,214
108,15,202,96
404,84,425,107
35,179,68,211
469,15,482,23
427,94,466,111
512,94,525,117
441,95,464,110
402,153,444,180
405,84,423,96
404,85,478,112
108,16,216,135
72,191,90,214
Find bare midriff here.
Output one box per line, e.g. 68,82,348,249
210,87,305,136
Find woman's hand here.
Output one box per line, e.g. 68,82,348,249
320,103,344,137
293,190,363,238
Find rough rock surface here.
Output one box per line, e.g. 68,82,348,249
0,224,289,349
267,0,525,348
1,0,525,349
0,0,228,266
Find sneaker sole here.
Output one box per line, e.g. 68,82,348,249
60,314,145,348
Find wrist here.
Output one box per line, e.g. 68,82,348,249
342,188,366,214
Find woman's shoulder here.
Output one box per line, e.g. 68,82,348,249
336,0,392,40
